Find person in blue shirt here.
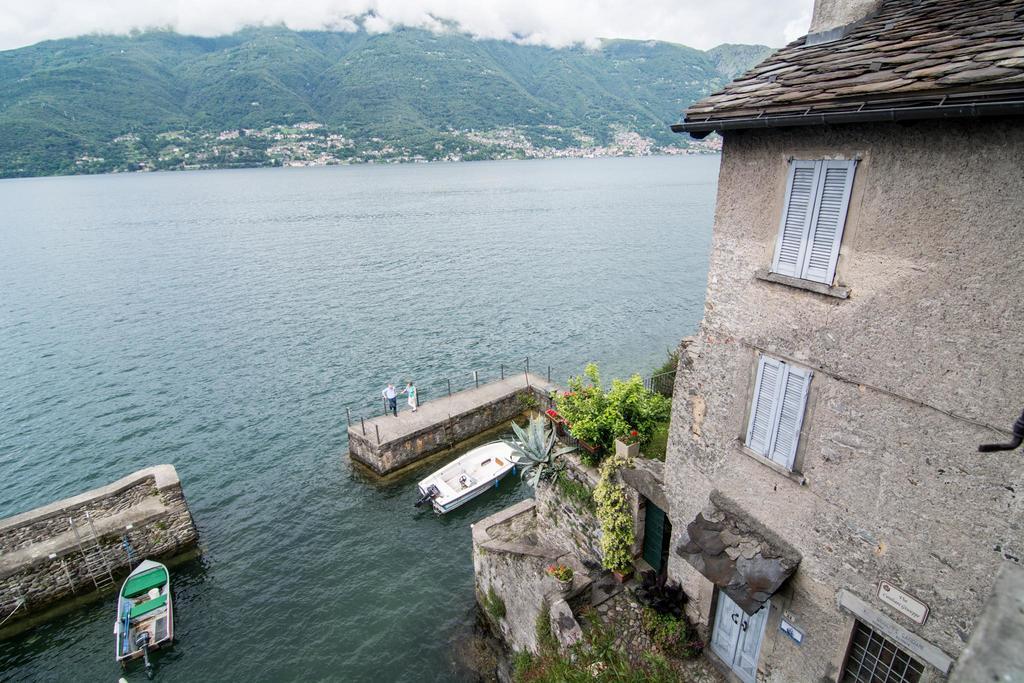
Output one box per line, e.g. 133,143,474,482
382,384,398,416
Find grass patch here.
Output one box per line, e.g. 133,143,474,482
482,586,506,620
641,607,695,658
513,608,679,683
643,420,670,461
555,476,595,512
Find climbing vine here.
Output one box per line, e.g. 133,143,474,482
593,452,634,572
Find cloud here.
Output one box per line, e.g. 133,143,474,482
0,0,815,52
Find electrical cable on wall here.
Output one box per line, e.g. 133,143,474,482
979,409,1024,452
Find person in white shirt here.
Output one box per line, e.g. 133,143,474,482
402,382,417,412
382,384,398,416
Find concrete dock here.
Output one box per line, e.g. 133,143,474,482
348,373,558,476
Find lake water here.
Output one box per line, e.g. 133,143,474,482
0,155,717,681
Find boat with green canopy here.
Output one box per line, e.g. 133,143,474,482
114,559,173,677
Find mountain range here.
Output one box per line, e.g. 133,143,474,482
0,28,773,178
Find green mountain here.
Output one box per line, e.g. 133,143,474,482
0,28,773,178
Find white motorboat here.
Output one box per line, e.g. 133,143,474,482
415,441,516,513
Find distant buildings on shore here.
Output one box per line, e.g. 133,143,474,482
75,122,721,174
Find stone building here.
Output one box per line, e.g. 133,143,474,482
665,0,1024,681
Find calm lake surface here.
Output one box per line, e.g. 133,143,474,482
0,155,717,682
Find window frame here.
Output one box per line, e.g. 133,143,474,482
744,354,812,472
770,158,857,286
840,619,926,683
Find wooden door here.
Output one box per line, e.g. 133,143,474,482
711,591,768,683
642,500,668,571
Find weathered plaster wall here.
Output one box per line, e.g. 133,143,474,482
664,119,1024,681
0,465,198,629
809,0,882,34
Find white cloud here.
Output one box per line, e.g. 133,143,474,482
0,0,815,52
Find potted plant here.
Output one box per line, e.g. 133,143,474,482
615,429,641,458
544,407,566,437
546,564,574,592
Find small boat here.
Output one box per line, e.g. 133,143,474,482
114,559,173,677
415,441,516,513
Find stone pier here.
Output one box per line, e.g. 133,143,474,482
348,373,557,476
0,464,198,634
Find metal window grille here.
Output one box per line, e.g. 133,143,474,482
841,621,925,683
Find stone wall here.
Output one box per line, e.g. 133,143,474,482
0,465,198,630
534,451,662,570
535,453,603,565
663,119,1024,681
471,499,588,653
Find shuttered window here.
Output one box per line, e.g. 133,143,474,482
771,159,856,285
745,355,812,471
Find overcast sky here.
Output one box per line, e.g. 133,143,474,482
0,0,815,52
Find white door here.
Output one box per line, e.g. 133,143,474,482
711,591,769,683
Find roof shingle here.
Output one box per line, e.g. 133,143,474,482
677,0,1024,132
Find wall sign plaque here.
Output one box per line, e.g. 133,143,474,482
779,618,804,645
877,581,929,625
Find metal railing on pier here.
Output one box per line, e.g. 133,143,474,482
342,360,677,445
343,357,576,440
644,370,677,398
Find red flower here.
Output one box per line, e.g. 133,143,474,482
630,430,638,437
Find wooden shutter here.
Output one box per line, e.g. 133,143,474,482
746,355,812,471
772,161,819,277
746,356,783,457
803,160,856,284
771,159,857,284
767,365,812,470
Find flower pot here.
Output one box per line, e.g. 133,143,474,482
555,577,573,593
615,439,640,458
612,568,634,583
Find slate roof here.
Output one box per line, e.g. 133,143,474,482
675,0,1024,134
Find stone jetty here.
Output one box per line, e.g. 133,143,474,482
348,373,557,476
0,464,198,633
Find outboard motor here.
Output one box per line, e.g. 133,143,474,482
415,485,440,508
135,631,154,679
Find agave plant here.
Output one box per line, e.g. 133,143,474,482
504,415,576,487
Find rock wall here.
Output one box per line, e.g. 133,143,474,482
0,465,198,630
472,499,588,653
535,453,603,565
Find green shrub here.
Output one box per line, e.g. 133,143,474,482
593,453,634,573
554,364,670,459
642,607,689,657
518,391,540,412
652,349,679,378
513,606,680,683
643,421,670,461
505,415,574,487
482,586,506,620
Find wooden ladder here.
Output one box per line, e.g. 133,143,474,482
68,511,115,590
